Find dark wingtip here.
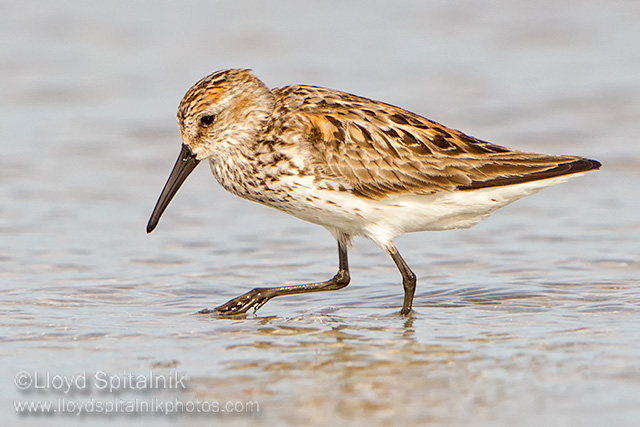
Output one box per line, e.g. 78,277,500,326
459,157,602,191
545,157,602,175
146,221,156,234
582,158,602,170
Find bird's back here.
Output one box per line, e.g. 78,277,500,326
267,85,600,201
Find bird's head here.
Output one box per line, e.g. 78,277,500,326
146,69,274,233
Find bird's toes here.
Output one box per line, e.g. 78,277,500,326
197,289,271,316
216,294,257,315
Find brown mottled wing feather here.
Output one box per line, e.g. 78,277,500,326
273,86,600,199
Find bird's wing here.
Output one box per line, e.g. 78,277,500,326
272,86,600,199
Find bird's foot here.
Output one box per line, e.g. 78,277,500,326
198,288,271,316
400,307,413,316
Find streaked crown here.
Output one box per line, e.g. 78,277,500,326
176,69,275,160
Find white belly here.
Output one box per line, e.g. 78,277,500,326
270,173,584,248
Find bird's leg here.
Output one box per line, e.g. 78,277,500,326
200,239,350,316
386,243,417,315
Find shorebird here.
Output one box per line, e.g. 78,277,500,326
147,69,600,316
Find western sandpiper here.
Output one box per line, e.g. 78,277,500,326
147,69,600,316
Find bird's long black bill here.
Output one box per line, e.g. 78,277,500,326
146,144,200,233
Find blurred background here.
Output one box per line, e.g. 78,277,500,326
1,1,639,426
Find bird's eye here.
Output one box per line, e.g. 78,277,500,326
200,115,215,126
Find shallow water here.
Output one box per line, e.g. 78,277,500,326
2,1,640,426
